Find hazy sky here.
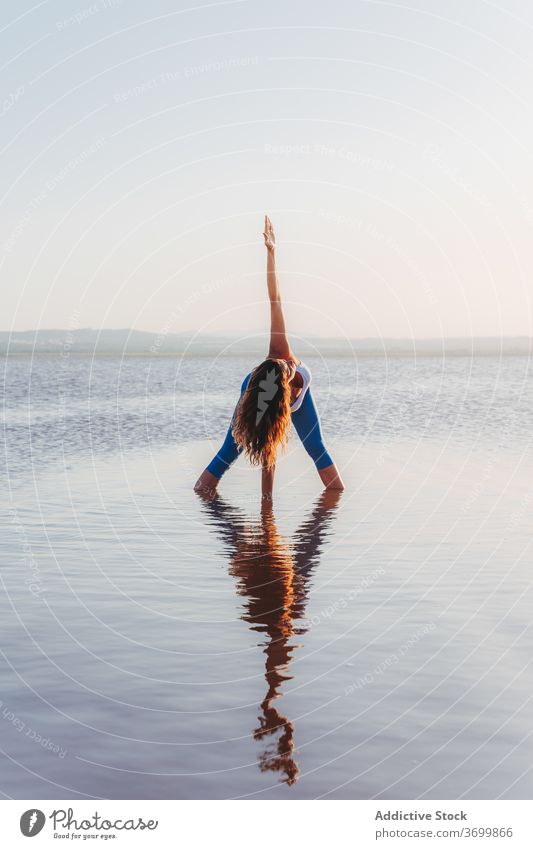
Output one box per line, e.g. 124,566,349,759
2,0,533,340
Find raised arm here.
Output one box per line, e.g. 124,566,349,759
263,216,295,361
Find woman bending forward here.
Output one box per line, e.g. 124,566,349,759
194,216,345,499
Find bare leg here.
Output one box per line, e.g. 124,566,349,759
194,469,220,499
318,462,345,491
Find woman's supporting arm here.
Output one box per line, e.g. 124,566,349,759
261,463,275,500
263,216,294,361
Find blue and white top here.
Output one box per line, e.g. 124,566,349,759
290,361,311,412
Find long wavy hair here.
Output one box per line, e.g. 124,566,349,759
232,359,292,469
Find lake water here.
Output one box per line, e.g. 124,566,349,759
1,354,533,799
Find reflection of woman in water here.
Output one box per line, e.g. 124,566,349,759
194,216,344,499
199,489,342,786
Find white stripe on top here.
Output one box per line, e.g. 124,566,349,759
290,361,312,412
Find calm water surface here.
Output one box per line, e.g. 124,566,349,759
1,355,532,798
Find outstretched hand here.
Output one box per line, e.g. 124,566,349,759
263,215,276,252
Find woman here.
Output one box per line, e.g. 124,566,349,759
194,216,344,499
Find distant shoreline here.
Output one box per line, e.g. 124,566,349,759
1,329,531,357
0,327,533,359
2,349,532,359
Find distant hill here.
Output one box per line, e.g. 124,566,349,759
0,328,531,357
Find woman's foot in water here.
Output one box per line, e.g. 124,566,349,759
193,469,220,500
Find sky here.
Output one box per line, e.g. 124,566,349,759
1,0,533,341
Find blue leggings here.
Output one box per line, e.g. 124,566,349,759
206,373,334,479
